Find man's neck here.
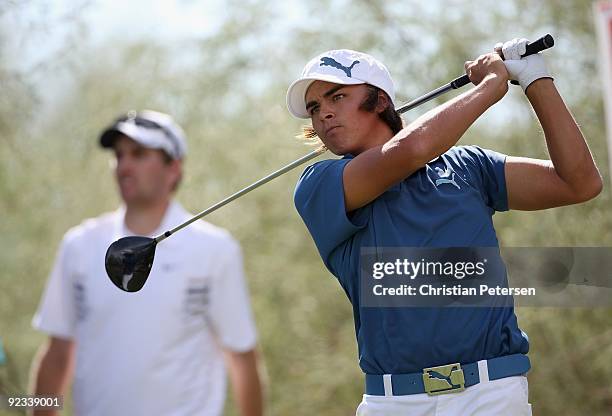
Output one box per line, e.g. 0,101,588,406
124,199,172,236
354,122,395,155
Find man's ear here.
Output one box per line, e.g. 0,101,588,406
168,159,183,191
375,91,391,114
170,159,182,175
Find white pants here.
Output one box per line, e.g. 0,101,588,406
356,376,532,416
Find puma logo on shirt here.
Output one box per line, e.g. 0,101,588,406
435,167,460,189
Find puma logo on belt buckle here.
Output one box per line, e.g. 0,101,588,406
422,363,466,395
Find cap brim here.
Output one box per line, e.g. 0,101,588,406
99,122,146,148
286,75,364,119
99,123,166,153
100,127,122,148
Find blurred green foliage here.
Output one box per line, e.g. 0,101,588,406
1,0,611,415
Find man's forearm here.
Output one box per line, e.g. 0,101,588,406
527,79,602,195
29,340,73,416
233,368,263,416
386,74,506,168
226,349,263,416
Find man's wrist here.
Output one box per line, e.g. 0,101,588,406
524,77,554,96
478,74,508,104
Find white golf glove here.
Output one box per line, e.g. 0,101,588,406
494,38,553,92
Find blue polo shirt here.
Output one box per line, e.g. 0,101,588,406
294,145,529,375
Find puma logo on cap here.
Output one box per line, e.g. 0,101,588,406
319,57,360,77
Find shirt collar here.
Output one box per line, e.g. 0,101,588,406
113,200,185,239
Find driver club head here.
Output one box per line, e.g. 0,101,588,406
105,236,157,292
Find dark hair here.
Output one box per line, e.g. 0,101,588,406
160,151,182,192
299,84,403,144
359,85,403,134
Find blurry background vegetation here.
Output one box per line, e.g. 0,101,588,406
1,0,611,415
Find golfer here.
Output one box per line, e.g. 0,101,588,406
30,110,263,416
286,39,602,415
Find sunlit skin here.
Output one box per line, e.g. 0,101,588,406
304,82,393,156
304,53,601,214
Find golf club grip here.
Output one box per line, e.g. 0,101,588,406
450,34,555,90
524,34,554,56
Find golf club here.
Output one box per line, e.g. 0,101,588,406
105,34,555,292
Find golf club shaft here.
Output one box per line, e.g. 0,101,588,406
395,34,555,114
156,34,555,243
155,146,327,243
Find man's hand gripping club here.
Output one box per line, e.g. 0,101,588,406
495,37,554,92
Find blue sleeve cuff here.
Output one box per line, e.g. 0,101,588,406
294,159,367,273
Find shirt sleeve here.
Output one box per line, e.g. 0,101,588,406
207,237,257,352
460,146,509,212
32,232,77,339
293,158,368,273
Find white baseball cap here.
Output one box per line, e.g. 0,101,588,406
100,110,187,159
286,49,396,119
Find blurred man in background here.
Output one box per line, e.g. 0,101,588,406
29,110,263,416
